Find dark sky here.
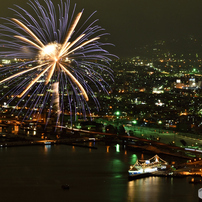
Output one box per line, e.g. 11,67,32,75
1,0,202,57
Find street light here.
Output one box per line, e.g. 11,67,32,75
115,111,121,119
158,120,162,133
158,120,162,124
115,111,120,116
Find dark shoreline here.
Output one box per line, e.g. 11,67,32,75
0,134,201,161
0,138,98,149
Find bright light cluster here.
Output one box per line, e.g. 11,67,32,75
0,0,115,124
39,43,61,62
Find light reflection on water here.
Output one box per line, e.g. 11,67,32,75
127,175,199,202
0,142,199,202
106,145,110,153
128,180,136,200
44,145,51,153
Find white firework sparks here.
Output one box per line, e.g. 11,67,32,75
0,0,116,125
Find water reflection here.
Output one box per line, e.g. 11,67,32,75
72,146,75,152
106,145,110,153
128,180,135,199
89,142,92,152
44,145,51,153
0,142,198,202
171,177,173,185
110,158,122,175
128,177,161,201
116,144,120,152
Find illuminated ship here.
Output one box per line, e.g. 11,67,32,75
128,155,168,178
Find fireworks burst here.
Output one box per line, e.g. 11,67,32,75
0,0,115,126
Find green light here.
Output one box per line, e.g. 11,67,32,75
115,111,120,116
116,144,120,152
131,154,138,163
132,120,137,124
132,154,137,158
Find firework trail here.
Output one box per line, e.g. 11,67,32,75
0,0,115,126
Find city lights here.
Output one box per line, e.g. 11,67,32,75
0,0,115,124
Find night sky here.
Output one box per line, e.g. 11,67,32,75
1,0,202,57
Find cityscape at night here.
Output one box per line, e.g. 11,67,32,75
0,0,202,202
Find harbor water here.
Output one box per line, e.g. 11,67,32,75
0,142,199,202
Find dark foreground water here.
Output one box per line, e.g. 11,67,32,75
0,142,199,202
